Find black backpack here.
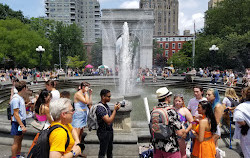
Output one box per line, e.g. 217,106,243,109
27,125,69,158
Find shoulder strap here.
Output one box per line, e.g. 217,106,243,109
227,97,233,102
49,125,70,150
227,97,238,106
97,103,108,113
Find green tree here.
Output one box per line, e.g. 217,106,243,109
179,41,192,58
0,3,30,23
50,22,86,68
194,0,250,70
29,18,56,38
90,38,102,68
167,52,191,69
204,0,250,37
153,39,164,58
66,55,85,69
153,39,166,67
0,19,52,69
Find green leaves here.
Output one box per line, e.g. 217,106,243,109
205,0,250,37
50,22,85,68
167,52,191,69
194,0,250,70
0,18,51,68
0,3,86,70
66,55,85,69
90,38,102,68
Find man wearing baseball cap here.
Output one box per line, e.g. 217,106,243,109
151,87,185,157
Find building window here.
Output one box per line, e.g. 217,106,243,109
165,50,169,57
165,43,169,49
160,43,163,48
172,50,175,54
173,38,175,41
178,43,181,49
172,43,175,49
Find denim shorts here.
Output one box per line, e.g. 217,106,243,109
72,110,88,128
11,120,26,136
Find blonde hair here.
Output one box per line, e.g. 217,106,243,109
225,88,239,100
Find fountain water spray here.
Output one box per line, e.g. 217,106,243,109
118,22,138,95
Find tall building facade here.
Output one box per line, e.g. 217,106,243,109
140,0,179,36
208,0,224,8
45,0,101,43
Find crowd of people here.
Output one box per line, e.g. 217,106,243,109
150,85,250,158
9,79,121,158
8,67,250,158
2,67,250,88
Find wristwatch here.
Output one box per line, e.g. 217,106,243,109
71,150,76,157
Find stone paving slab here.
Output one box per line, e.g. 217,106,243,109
0,143,242,158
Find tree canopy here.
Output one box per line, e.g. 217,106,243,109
0,4,87,70
194,0,250,70
0,18,52,69
0,3,29,23
90,38,102,68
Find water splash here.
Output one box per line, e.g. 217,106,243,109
118,22,138,95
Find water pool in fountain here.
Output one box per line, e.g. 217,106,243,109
60,85,194,121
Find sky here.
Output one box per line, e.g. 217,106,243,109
1,0,209,35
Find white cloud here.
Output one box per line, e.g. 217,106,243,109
179,0,199,10
119,0,139,9
179,12,204,35
178,0,208,35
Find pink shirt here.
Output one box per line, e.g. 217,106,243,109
36,114,47,122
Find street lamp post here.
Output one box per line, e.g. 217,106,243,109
59,44,62,70
209,44,219,69
36,46,45,71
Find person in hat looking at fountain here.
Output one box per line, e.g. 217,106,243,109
151,87,185,158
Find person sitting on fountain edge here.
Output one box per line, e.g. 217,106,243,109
96,89,121,158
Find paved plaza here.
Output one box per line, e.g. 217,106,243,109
0,144,243,158
0,75,245,157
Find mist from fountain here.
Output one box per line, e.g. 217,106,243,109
118,22,138,95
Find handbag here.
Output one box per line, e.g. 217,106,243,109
30,120,45,131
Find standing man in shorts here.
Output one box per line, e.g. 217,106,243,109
10,81,27,158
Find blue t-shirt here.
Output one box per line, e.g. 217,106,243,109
96,102,113,132
10,94,26,122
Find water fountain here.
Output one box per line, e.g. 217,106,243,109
116,22,141,100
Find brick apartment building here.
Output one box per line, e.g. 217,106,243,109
154,35,194,59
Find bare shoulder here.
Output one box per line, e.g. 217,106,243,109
200,118,208,123
182,107,190,112
215,103,224,110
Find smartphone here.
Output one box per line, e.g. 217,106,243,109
18,126,22,131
